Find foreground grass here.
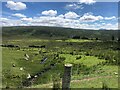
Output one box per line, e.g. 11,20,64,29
29,64,118,88
31,76,118,88
71,76,118,88
2,39,119,88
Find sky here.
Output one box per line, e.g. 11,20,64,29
1,0,119,30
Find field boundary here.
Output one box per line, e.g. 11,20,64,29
31,75,114,88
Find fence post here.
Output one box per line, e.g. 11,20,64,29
62,64,72,90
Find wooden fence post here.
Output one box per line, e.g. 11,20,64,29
62,64,72,90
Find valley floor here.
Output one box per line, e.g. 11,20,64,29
2,39,119,89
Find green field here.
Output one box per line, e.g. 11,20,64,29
2,26,119,89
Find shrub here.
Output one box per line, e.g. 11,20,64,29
59,57,66,61
76,56,82,60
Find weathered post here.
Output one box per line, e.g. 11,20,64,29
62,64,72,90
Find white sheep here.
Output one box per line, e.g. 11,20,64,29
27,73,31,79
34,75,37,78
24,57,29,60
114,72,118,75
24,54,29,58
12,63,16,67
20,67,23,71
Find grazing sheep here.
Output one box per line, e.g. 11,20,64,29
24,54,29,58
12,63,16,67
20,67,23,71
34,75,37,78
24,57,29,60
114,72,118,75
24,54,30,60
27,73,31,79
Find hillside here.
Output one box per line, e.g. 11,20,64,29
2,26,119,40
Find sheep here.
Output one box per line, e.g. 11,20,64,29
34,75,38,78
20,67,23,71
12,63,16,67
114,72,118,75
24,54,29,60
24,57,29,60
27,73,31,79
24,54,29,58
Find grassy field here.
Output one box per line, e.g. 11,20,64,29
1,26,119,89
32,76,118,88
2,38,119,89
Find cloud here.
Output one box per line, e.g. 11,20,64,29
2,16,118,30
21,17,33,21
100,23,118,30
64,12,79,19
12,13,26,18
1,18,22,26
80,13,103,22
1,17,9,21
79,0,96,4
104,16,116,20
29,16,80,28
65,3,84,10
41,10,57,16
1,10,118,30
6,1,26,10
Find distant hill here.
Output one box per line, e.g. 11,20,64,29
2,26,119,40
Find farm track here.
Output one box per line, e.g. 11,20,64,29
71,76,113,82
31,75,114,88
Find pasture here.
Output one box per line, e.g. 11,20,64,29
2,26,119,89
2,38,119,89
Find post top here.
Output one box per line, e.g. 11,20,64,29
65,64,72,67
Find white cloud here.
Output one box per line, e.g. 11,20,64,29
41,10,57,16
65,3,83,10
104,16,116,20
100,23,118,30
6,1,26,10
80,13,103,22
1,12,118,30
1,18,22,26
79,0,96,4
21,17,33,21
12,13,26,18
1,17,9,21
64,12,79,19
